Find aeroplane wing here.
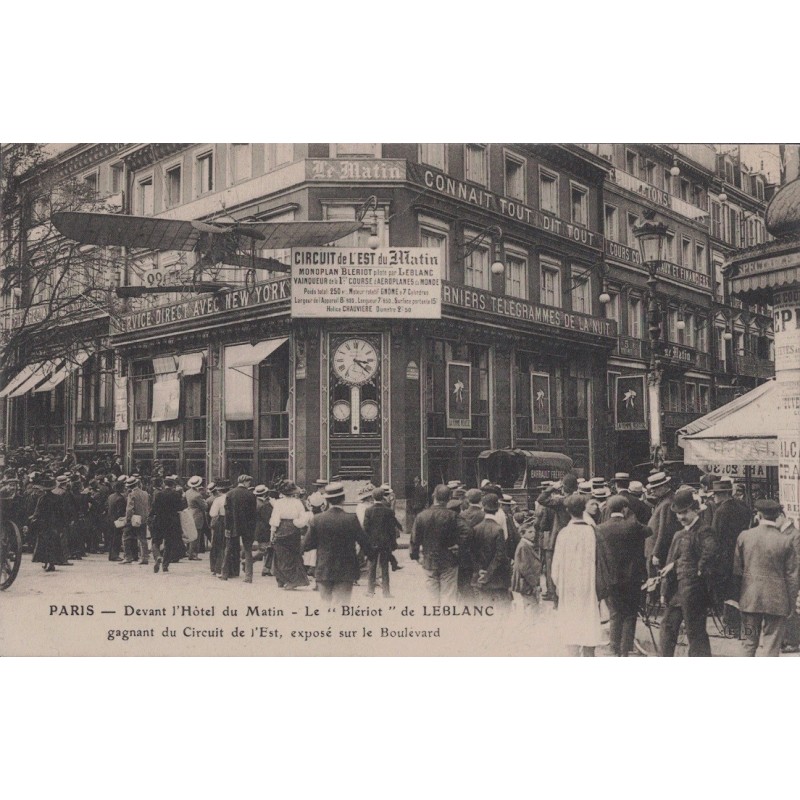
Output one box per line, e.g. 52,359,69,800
53,212,364,252
52,212,204,251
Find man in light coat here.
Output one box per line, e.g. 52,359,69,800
733,499,800,656
124,476,151,565
184,476,209,560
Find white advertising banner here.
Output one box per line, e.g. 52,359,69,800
114,375,128,431
290,247,442,319
774,288,800,526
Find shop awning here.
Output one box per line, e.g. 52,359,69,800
0,363,39,398
679,380,779,467
224,337,288,421
151,354,180,422
6,360,56,398
226,337,288,369
177,352,205,376
33,350,92,393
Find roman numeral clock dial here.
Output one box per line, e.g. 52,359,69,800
332,338,378,435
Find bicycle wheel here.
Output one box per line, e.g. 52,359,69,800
1,519,23,590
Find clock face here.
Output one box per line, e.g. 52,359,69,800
360,400,379,421
332,338,379,386
332,400,351,421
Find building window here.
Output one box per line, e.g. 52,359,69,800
680,178,691,201
82,172,99,199
667,381,681,412
699,384,709,412
684,313,695,348
504,153,526,201
680,237,691,268
755,177,765,200
685,383,697,413
696,318,708,352
625,149,638,176
195,151,214,195
728,207,740,246
324,204,389,249
570,265,591,314
464,233,490,290
668,308,679,343
734,330,745,356
165,164,182,208
505,250,527,299
183,373,207,442
695,243,706,273
628,295,642,338
604,204,618,242
711,201,722,238
137,176,154,216
626,213,638,247
465,144,488,187
265,144,294,170
540,260,561,307
132,361,154,422
419,216,450,282
716,327,727,367
110,163,124,195
259,346,290,440
539,170,559,215
570,182,588,226
602,291,620,323
419,144,446,170
230,144,252,183
645,160,657,185
663,167,672,192
664,231,674,263
331,144,380,158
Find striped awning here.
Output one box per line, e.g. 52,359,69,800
729,265,800,297
33,350,92,393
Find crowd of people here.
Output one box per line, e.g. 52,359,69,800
2,448,799,657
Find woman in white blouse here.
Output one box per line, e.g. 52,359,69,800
269,481,310,590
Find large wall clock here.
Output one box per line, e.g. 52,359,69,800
332,338,379,386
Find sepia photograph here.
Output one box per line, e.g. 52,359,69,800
0,141,798,657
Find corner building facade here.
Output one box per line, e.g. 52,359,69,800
104,144,617,498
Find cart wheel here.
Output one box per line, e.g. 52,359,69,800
0,519,23,590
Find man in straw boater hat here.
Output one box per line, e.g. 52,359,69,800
302,482,373,604
646,471,680,573
733,499,800,656
124,475,151,565
184,475,209,561
658,488,718,657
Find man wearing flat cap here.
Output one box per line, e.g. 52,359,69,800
303,482,372,604
733,499,800,656
659,488,718,657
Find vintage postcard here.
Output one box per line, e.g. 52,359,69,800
1,143,797,657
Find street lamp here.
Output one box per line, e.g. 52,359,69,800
633,209,669,467
461,224,505,276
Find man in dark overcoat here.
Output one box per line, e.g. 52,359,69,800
303,482,372,604
659,489,718,657
711,480,752,602
151,476,187,573
596,495,651,656
363,487,401,597
221,474,257,582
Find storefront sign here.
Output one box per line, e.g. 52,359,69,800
408,163,603,251
446,361,471,430
113,375,128,431
442,282,617,340
773,288,800,372
656,261,711,291
116,278,291,333
699,463,770,479
291,247,442,319
734,251,800,276
605,240,642,265
530,372,552,433
616,336,646,359
615,374,648,430
656,342,696,366
306,159,406,182
406,360,420,381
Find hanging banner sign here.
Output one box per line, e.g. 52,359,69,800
615,374,648,430
290,247,442,319
446,361,472,430
114,375,128,431
530,372,552,434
